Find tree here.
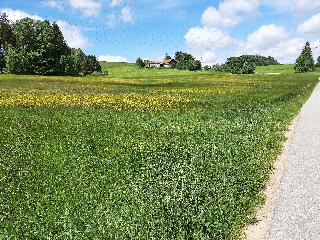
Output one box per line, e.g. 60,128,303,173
316,56,320,67
144,59,150,68
0,13,15,73
223,56,256,74
174,51,201,71
5,17,101,76
63,48,86,76
164,53,171,60
295,42,315,73
136,57,145,68
84,55,102,75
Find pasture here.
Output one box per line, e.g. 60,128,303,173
0,65,318,239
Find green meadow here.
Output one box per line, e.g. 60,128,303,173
0,64,318,239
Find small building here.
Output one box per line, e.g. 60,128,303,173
149,59,175,68
162,59,175,68
149,61,162,68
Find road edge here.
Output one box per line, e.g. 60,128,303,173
244,116,299,240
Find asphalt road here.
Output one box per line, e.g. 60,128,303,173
267,82,320,239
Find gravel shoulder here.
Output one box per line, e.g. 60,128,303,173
246,82,320,240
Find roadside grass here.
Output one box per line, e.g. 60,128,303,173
0,70,318,239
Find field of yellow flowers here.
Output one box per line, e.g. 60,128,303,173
0,68,318,239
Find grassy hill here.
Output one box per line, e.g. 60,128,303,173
100,62,204,78
0,66,318,239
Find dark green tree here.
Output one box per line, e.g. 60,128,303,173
5,17,100,76
223,55,256,74
84,55,101,75
6,18,64,75
294,42,315,73
0,13,15,73
315,56,320,67
62,48,86,76
164,53,171,60
174,51,201,71
136,57,145,68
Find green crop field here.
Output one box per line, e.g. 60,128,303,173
0,65,318,239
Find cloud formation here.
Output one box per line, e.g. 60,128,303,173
298,13,320,36
98,55,128,62
42,0,63,10
202,0,260,28
56,20,89,49
68,0,101,16
0,8,43,21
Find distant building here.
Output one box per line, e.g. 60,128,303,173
149,59,175,68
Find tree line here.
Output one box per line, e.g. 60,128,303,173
0,14,102,76
209,55,280,74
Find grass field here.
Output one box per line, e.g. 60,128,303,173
256,64,320,74
0,65,318,239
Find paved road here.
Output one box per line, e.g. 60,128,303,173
267,83,320,239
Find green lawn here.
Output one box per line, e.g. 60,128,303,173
0,67,318,239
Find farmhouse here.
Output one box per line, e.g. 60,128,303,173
149,59,175,68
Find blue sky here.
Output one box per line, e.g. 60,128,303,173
1,0,320,64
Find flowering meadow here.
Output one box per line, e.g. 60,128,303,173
0,67,318,239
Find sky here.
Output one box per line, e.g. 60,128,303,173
1,0,320,65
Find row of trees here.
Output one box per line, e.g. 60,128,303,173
208,55,279,74
0,14,102,76
136,51,202,71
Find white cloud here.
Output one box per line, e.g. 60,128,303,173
246,24,288,48
56,20,89,49
0,8,43,22
237,24,306,63
185,26,232,49
121,7,133,23
98,55,128,62
264,0,320,13
298,13,320,35
68,0,101,16
110,0,122,7
43,0,63,10
185,27,234,65
202,0,260,28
